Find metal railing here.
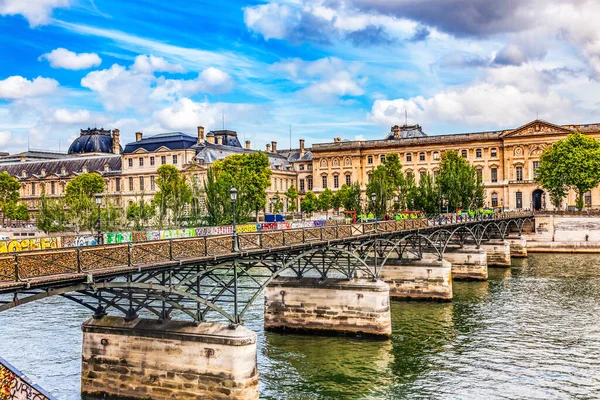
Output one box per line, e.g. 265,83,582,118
0,212,531,284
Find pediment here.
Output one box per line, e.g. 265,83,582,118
131,148,149,154
501,120,574,138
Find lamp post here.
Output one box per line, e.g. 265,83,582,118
230,187,239,252
371,192,377,231
95,193,103,245
272,196,278,214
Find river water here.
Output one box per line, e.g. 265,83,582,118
1,253,600,399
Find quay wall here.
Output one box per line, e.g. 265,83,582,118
526,215,600,252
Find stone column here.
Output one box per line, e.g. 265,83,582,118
480,240,511,267
508,237,528,257
379,255,453,301
81,317,258,400
444,246,488,280
264,277,391,338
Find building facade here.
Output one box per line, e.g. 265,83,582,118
1,119,599,214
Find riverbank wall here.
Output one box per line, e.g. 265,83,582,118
525,214,600,253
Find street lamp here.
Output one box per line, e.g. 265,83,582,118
272,195,278,214
95,193,103,245
230,187,239,252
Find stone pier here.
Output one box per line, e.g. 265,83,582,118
508,237,528,258
264,277,391,338
379,256,453,301
444,246,488,280
480,240,511,267
81,316,258,400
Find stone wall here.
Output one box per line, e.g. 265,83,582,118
444,247,488,280
379,257,452,301
531,215,600,242
81,317,258,400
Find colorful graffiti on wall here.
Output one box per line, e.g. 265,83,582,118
0,358,53,400
0,238,60,253
105,232,132,244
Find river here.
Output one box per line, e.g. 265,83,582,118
1,253,599,399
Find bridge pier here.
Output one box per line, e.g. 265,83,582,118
264,277,392,338
480,240,511,267
81,316,258,400
379,255,453,301
444,246,488,280
508,237,528,258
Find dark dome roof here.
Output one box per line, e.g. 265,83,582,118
68,128,119,155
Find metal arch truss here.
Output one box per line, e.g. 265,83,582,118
0,216,534,325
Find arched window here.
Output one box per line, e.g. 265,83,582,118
461,150,468,158
433,151,439,160
367,155,373,164
476,168,483,181
406,153,412,162
332,158,339,167
419,152,425,161
344,157,351,166
490,148,498,158
320,159,328,168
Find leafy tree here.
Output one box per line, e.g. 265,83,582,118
300,191,318,216
99,200,127,232
318,188,334,216
437,151,481,211
331,190,343,215
6,201,29,222
536,131,600,210
0,172,22,224
127,199,155,231
271,192,284,213
203,166,230,226
36,195,67,234
65,173,105,232
366,165,396,217
154,165,192,227
284,184,299,213
337,182,362,213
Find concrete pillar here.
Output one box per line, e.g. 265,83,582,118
444,246,488,280
480,240,511,267
379,256,452,301
81,317,258,400
508,237,527,257
264,277,391,338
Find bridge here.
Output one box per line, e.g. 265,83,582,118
0,213,533,400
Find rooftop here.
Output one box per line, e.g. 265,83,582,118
123,132,198,154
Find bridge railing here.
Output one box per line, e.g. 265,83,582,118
0,213,531,284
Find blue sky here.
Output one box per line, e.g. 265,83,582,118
0,0,599,153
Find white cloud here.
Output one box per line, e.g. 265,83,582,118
0,130,13,147
152,67,234,101
0,0,70,27
51,108,93,124
0,76,59,99
131,55,185,74
40,48,102,70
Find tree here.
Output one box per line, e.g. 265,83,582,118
0,172,22,224
536,131,600,210
153,165,192,227
318,188,334,216
414,173,439,214
285,185,299,213
204,166,230,226
65,173,105,232
331,190,343,215
36,195,67,234
6,201,29,222
127,199,155,231
437,151,482,211
337,182,362,213
300,191,318,216
271,192,284,213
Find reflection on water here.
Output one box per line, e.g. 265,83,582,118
1,253,600,399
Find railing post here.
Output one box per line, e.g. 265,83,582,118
169,239,173,261
127,242,132,267
204,236,208,256
259,232,263,249
13,254,19,282
302,228,305,243
76,248,82,273
282,230,286,246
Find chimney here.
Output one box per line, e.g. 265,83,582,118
245,140,251,150
197,126,205,143
215,136,220,145
271,141,277,152
392,125,400,139
207,134,215,145
112,129,120,154
135,131,143,142
299,139,305,156
19,155,25,162
266,143,271,152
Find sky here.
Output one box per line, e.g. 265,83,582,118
0,0,599,153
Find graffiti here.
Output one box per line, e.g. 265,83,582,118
71,236,97,247
160,228,195,239
236,224,258,233
0,358,53,400
105,232,132,244
0,238,60,253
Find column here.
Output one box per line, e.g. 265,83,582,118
444,246,488,280
480,240,511,267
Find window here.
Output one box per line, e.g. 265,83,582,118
150,156,155,166
322,175,328,189
31,183,35,196
129,177,134,191
115,178,121,192
419,152,425,161
334,175,339,188
380,155,385,163
420,171,426,180
491,148,497,158
433,152,439,160
476,149,482,158
320,159,328,168
476,168,483,181
139,157,144,167
367,156,373,164
300,179,305,192
461,150,468,158
345,174,351,186
332,158,339,167
406,171,413,179
516,192,523,209
299,164,304,171
516,166,523,181
51,181,55,195
139,176,145,191
172,155,178,164
368,173,372,183
307,177,313,191
532,161,540,178
307,164,312,170
491,192,498,207
406,153,412,162
161,156,166,165
585,191,592,206
491,167,498,183
151,176,155,191
128,158,133,167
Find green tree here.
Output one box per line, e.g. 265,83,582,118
331,190,343,215
65,172,105,232
153,165,192,227
203,166,230,226
414,173,439,214
36,195,67,234
284,184,299,213
336,182,362,213
301,191,318,216
6,201,29,222
0,172,22,224
437,151,482,211
127,199,156,231
536,131,600,210
271,192,284,213
318,188,334,216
